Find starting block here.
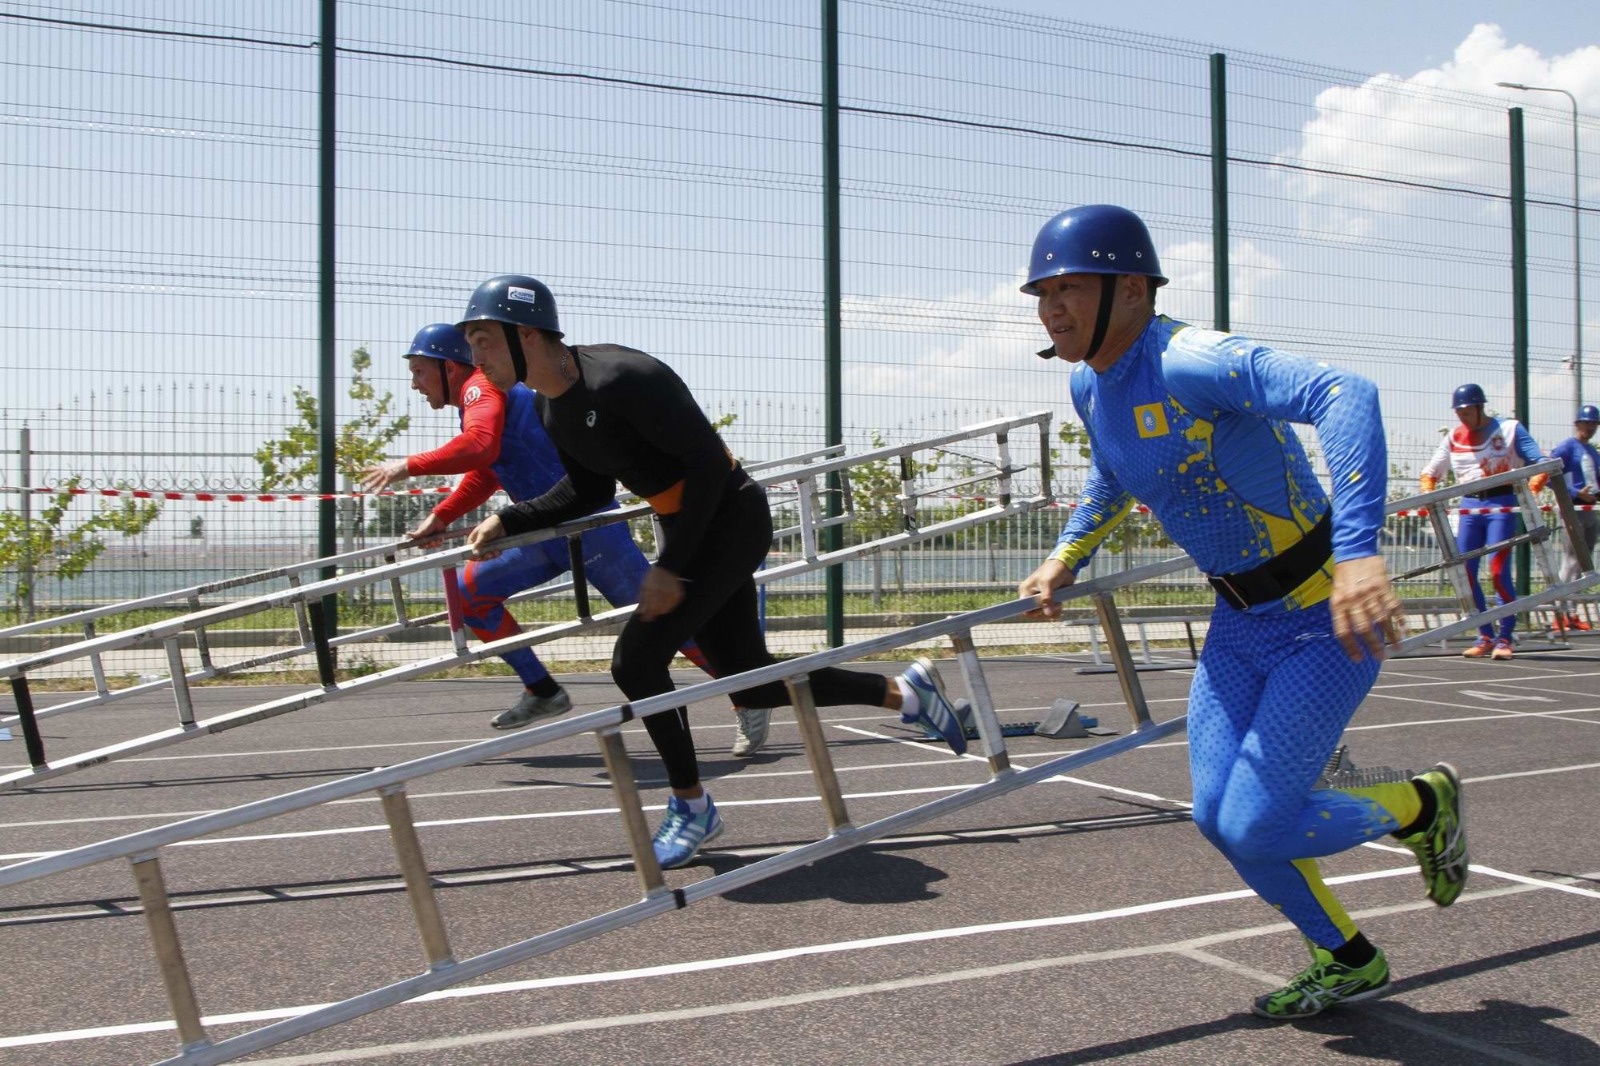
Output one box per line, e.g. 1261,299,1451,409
1314,745,1412,789
913,697,1103,742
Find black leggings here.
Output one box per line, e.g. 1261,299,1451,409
610,476,889,789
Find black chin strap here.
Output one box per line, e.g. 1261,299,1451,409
500,323,527,383
437,361,450,401
1084,275,1118,362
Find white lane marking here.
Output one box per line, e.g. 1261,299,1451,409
0,758,965,832
0,780,996,861
0,811,1190,928
0,870,1566,1055
1460,689,1555,703
1465,761,1600,784
0,712,915,770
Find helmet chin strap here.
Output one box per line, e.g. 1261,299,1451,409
1083,274,1118,362
437,361,450,401
500,323,528,383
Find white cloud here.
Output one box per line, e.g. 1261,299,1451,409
1286,24,1600,217
1158,239,1283,328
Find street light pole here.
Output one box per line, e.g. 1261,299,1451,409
1497,82,1582,408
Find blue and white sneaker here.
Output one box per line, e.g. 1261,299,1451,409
899,657,967,755
652,793,724,869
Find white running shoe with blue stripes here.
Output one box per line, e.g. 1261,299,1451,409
652,793,724,869
899,658,967,755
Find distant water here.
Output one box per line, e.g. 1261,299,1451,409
3,540,1206,611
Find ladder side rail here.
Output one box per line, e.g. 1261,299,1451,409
0,420,1038,649
1384,458,1562,514
0,508,638,678
0,530,452,641
0,554,1196,888
0,509,1119,788
156,713,1188,1066
1394,575,1598,655
769,412,1051,483
0,418,1052,674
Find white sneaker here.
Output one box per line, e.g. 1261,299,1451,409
490,688,573,730
731,707,772,757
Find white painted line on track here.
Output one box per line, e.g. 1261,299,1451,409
0,870,1570,1055
1465,761,1600,784
0,810,1189,928
0,758,966,832
0,780,995,861
0,712,916,771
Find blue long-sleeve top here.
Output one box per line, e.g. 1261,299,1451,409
1550,435,1600,496
1051,316,1387,614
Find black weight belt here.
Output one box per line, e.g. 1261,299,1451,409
1207,513,1333,611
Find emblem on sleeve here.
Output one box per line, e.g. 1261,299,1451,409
463,385,482,406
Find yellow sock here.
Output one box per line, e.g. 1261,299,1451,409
1339,781,1422,832
1292,858,1358,943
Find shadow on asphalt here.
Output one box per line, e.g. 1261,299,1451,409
1006,927,1600,1065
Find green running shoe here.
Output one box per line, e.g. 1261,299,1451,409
1399,762,1468,906
1252,943,1390,1020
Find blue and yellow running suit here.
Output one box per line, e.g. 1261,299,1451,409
1052,315,1417,949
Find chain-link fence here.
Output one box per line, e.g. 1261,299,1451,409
2,0,1593,646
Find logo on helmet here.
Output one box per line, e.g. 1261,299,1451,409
507,287,539,304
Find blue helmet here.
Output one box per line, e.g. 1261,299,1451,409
1452,383,1487,409
404,323,473,366
458,275,562,337
1577,404,1600,423
1021,204,1168,296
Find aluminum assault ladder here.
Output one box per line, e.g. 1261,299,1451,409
0,413,1055,789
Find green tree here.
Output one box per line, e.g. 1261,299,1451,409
0,479,162,616
254,345,411,491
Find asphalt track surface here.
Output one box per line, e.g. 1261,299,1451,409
2,638,1598,1065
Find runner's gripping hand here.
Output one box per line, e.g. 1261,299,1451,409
466,513,507,561
1019,558,1075,620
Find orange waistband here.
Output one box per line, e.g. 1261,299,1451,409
645,480,687,515
645,450,737,515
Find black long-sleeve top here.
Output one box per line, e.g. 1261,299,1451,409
496,344,738,574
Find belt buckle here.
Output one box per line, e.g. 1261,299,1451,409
1212,573,1249,611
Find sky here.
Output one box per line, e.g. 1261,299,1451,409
3,1,1599,520
998,0,1599,80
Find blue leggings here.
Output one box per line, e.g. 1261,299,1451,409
459,523,651,687
1457,504,1518,640
1188,600,1397,947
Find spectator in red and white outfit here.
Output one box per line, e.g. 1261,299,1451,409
1419,383,1547,659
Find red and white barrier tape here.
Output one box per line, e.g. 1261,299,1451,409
0,485,452,502
3,484,1594,513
